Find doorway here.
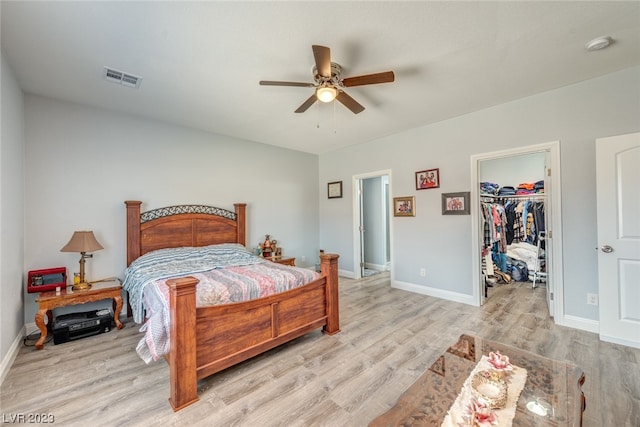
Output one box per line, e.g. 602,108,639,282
470,141,564,321
352,170,392,279
479,153,546,299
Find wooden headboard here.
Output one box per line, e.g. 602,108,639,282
125,201,246,266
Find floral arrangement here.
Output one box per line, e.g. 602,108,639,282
445,350,525,427
487,351,513,375
461,397,499,426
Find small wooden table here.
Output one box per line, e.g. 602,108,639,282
370,334,585,426
35,279,124,350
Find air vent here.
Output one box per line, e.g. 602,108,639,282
103,67,142,88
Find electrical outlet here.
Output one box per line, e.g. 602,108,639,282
420,268,426,277
301,256,306,262
587,293,598,305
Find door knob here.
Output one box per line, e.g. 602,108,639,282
601,245,614,253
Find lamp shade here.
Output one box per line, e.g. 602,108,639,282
60,231,104,253
316,86,337,103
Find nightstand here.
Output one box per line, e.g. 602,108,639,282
270,257,296,266
34,278,123,349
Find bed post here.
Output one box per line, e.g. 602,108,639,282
166,276,199,411
124,201,142,318
124,200,142,266
234,203,246,245
320,253,340,335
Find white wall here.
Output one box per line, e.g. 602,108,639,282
319,66,640,322
7,64,640,363
0,52,25,376
479,152,546,186
23,95,320,323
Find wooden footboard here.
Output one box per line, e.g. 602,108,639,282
125,200,340,411
165,253,339,411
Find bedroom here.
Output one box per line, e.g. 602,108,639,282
1,1,640,425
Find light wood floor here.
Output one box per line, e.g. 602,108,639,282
2,273,639,426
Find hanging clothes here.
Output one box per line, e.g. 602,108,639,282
481,192,545,277
521,200,545,246
532,201,545,249
512,201,525,243
481,202,508,252
481,200,508,272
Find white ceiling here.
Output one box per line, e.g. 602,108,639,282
2,1,639,154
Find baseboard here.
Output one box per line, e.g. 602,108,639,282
0,325,26,386
558,315,640,348
364,262,386,272
392,280,475,306
339,269,356,279
599,334,640,349
24,321,40,335
560,314,599,334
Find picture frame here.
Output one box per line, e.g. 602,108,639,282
328,181,343,199
415,168,440,190
393,196,415,217
442,192,470,215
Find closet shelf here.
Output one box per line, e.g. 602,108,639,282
480,193,546,200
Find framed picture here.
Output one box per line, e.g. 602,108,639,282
393,196,415,217
416,168,440,190
442,192,470,215
328,181,343,199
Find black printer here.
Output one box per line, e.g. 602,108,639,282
52,309,113,344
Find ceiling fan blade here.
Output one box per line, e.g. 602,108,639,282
336,91,365,114
294,94,318,113
341,71,395,87
312,45,331,78
259,80,315,87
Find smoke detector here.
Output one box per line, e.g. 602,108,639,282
585,36,613,52
103,67,142,88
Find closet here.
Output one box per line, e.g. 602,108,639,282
479,153,547,298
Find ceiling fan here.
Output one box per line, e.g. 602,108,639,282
259,45,395,114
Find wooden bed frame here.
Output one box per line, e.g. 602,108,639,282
125,201,340,411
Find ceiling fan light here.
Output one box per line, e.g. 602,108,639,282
316,86,337,103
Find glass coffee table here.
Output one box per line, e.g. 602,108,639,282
369,334,585,426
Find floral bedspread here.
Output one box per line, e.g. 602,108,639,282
122,243,320,363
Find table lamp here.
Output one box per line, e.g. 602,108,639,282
60,230,104,290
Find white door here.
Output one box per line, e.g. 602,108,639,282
543,154,553,316
596,132,640,348
358,179,365,278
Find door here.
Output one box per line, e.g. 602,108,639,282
543,154,553,315
596,132,640,348
358,179,365,278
